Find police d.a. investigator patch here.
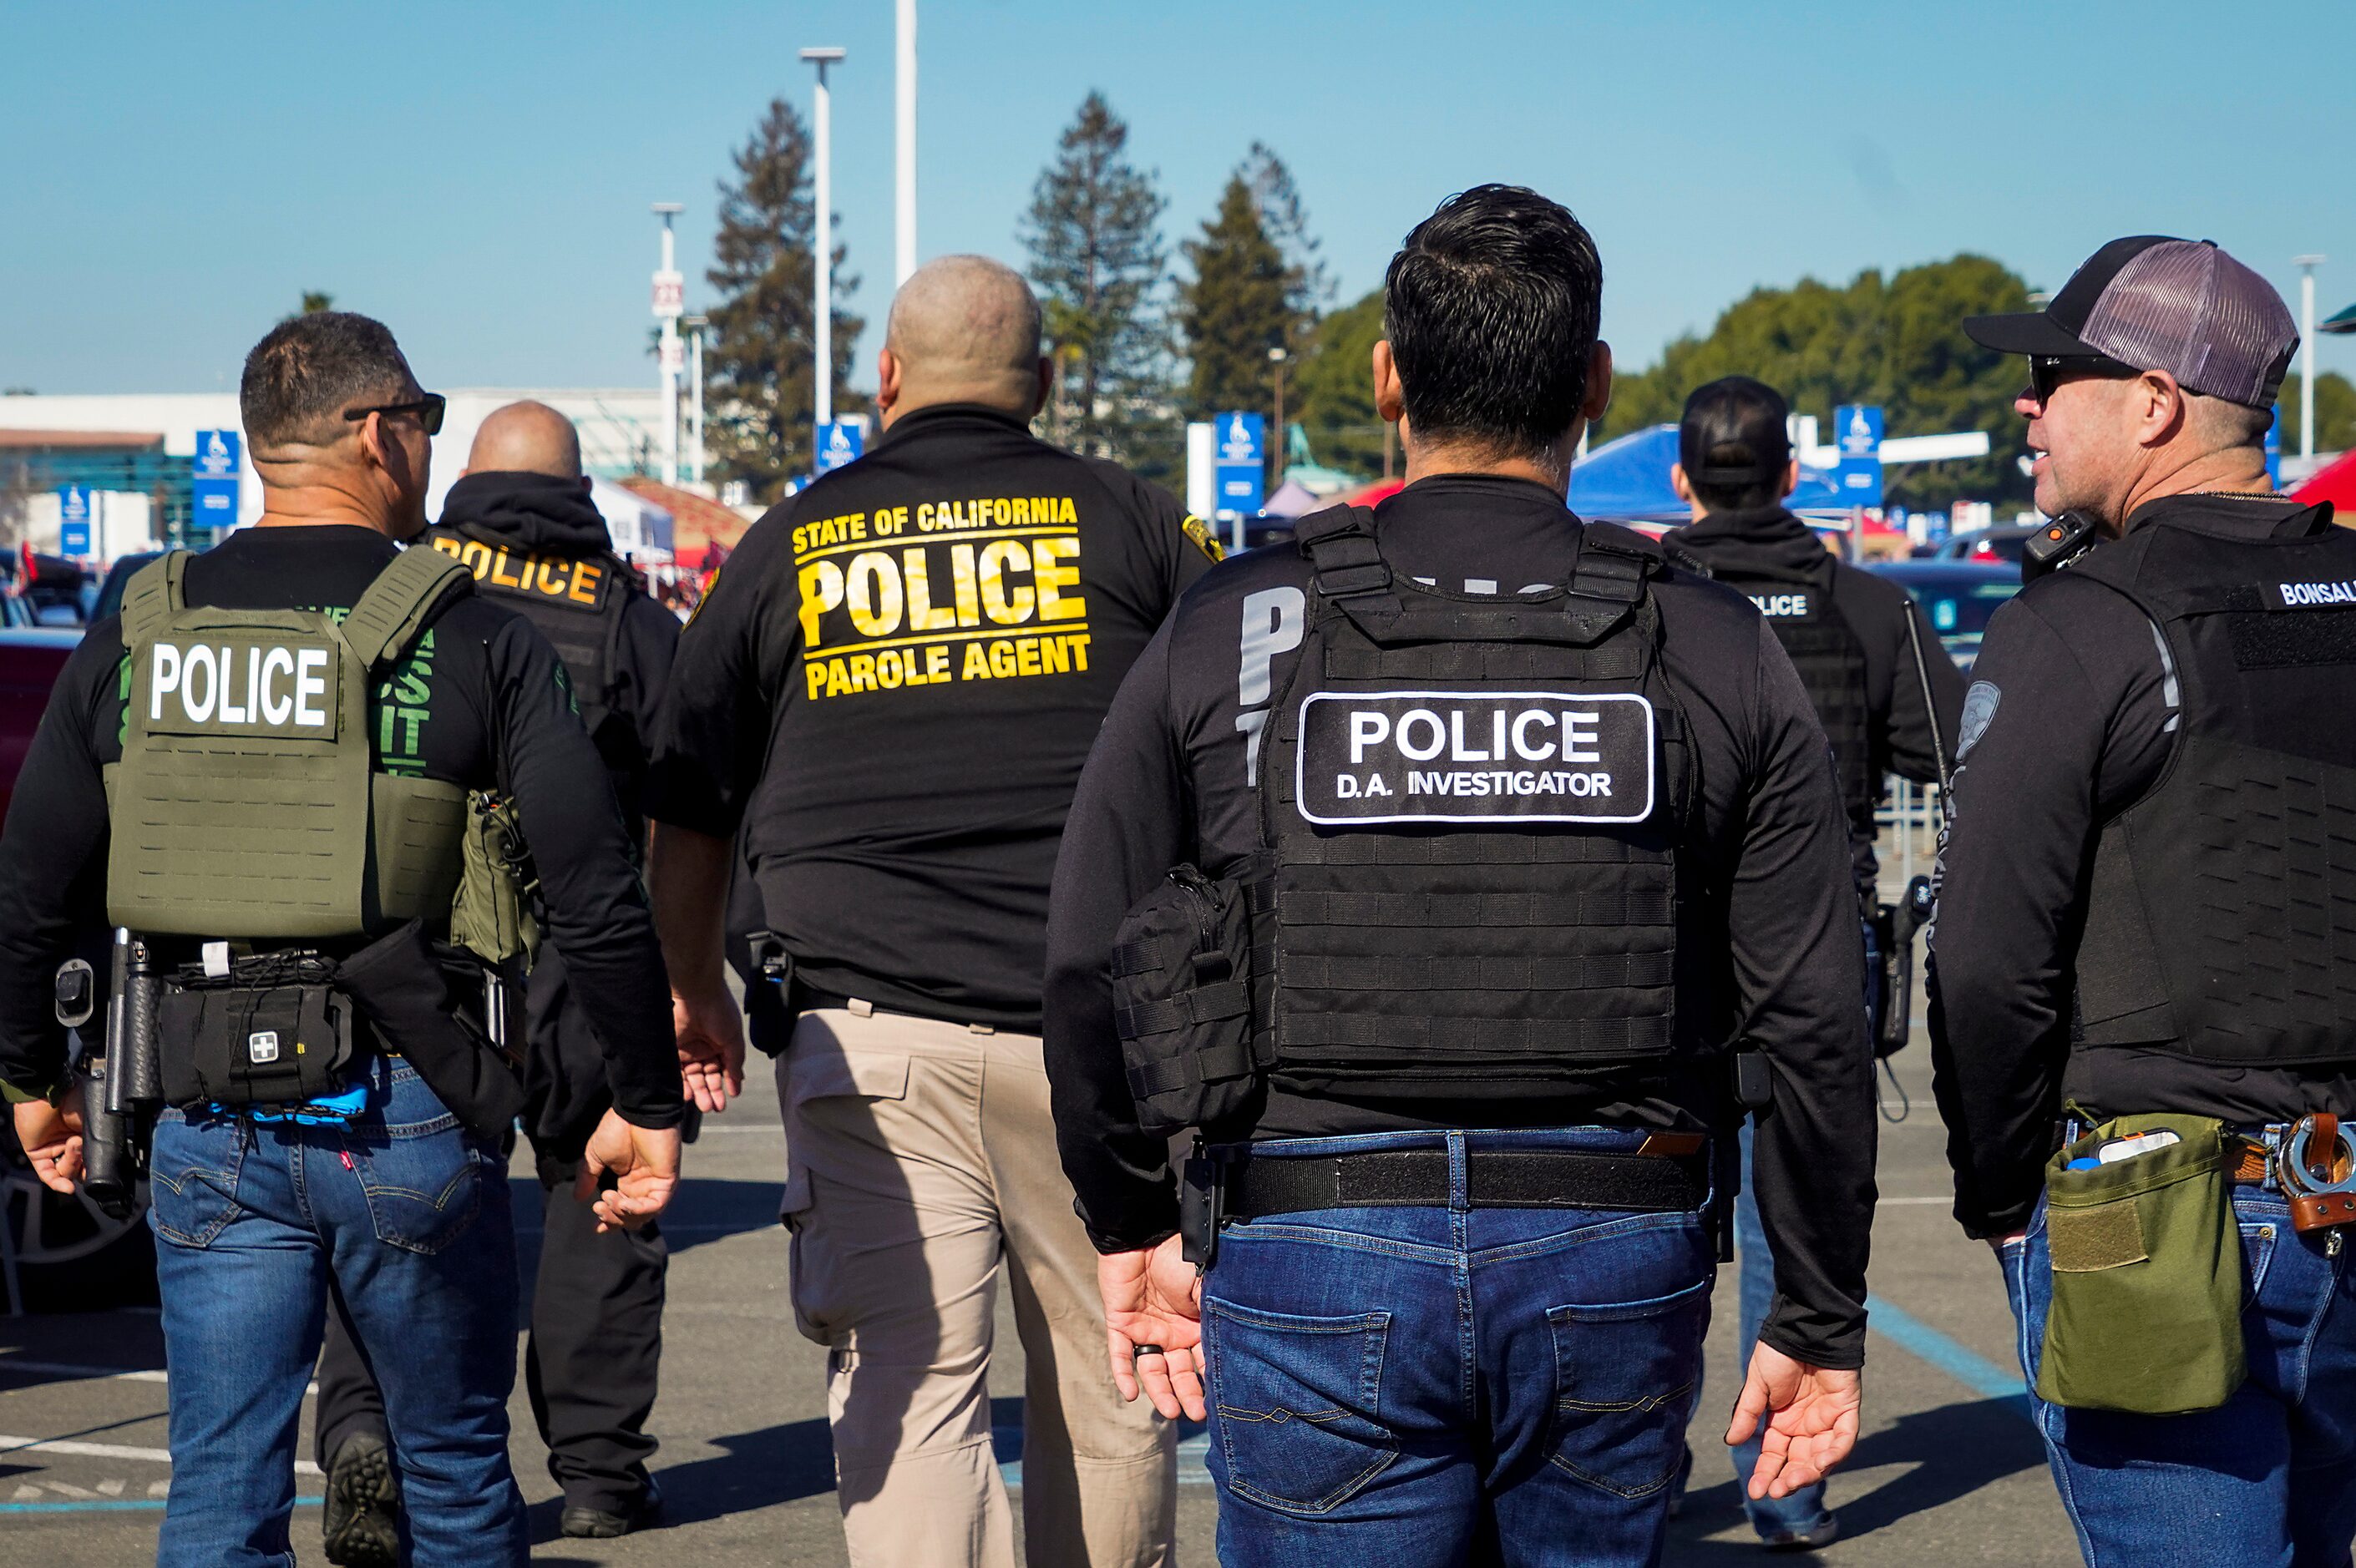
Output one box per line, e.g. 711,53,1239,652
1295,690,1655,826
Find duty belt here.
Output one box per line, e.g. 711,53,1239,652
1221,1138,1708,1221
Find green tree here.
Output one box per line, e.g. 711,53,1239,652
1599,255,2036,508
1177,175,1295,420
1289,286,1387,478
2278,369,2356,459
1178,146,1327,431
279,291,334,324
704,96,864,503
1022,93,1171,471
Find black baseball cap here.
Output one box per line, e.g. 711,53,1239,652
1963,235,2298,407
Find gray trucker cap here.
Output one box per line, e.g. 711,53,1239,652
1963,236,2298,408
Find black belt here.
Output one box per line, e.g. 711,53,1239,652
1222,1146,1706,1221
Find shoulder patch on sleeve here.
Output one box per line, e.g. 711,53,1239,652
1958,680,2000,757
1180,514,1225,564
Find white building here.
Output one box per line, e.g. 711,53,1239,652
0,388,670,554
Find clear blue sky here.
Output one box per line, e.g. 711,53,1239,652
7,1,2353,412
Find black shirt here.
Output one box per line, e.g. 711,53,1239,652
0,524,686,1129
430,472,681,840
1670,506,1965,899
646,402,1219,1032
1043,475,1879,1368
1928,493,2356,1237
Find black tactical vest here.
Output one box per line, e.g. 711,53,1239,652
1684,545,1876,831
1250,507,1704,1099
2068,504,2356,1065
423,527,632,746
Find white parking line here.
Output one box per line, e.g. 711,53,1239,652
0,1434,321,1474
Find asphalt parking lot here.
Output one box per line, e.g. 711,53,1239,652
1,837,2083,1568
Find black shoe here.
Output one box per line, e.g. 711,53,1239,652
322,1431,402,1568
560,1476,665,1540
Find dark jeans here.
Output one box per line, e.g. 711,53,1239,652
150,1055,527,1567
2004,1185,2356,1565
317,953,668,1513
1200,1127,1715,1567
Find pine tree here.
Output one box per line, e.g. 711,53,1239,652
1177,175,1294,420
1243,143,1331,314
704,97,864,503
1021,93,1171,468
1177,144,1326,458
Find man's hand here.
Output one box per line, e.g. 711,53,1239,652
575,1110,683,1233
1726,1340,1862,1500
1988,1229,2029,1254
12,1084,86,1196
673,984,747,1115
1099,1235,1206,1422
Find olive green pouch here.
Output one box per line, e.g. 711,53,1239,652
449,792,540,967
2036,1110,2244,1414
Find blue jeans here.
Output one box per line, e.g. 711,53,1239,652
2002,1185,2356,1565
1199,1127,1716,1566
149,1055,528,1567
1726,1117,1832,1534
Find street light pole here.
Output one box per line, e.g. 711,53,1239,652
651,203,685,486
1268,345,1289,493
896,0,916,286
801,48,846,438
2296,255,2325,462
684,314,708,488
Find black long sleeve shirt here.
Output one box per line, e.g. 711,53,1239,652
1927,493,2355,1237
1670,505,1964,899
1043,476,1879,1368
0,524,685,1129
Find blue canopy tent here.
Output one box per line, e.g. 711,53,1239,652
1568,423,1846,522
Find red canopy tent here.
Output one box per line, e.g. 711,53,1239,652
2293,448,2356,511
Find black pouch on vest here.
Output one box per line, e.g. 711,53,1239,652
158,974,353,1110
1111,867,1260,1136
334,919,525,1143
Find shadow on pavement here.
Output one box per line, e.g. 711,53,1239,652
1669,1394,2044,1555
509,1175,784,1258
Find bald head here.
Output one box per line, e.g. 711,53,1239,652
467,400,582,480
880,255,1045,417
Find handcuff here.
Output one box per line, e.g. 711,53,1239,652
2277,1113,2356,1245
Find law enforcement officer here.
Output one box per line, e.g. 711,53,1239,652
646,255,1219,1567
309,401,683,1560
1930,236,2356,1560
1042,185,1877,1565
0,312,685,1567
1669,375,1961,1549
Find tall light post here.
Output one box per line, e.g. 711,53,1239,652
896,0,916,286
651,203,685,486
2296,255,2325,462
1268,345,1289,492
801,48,846,437
683,313,708,488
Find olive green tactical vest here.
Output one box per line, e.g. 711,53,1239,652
106,546,475,941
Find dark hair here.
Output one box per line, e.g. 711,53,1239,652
1678,376,1792,512
1383,185,1603,462
240,311,412,449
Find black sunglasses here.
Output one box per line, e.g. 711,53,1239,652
343,392,447,436
2028,356,2141,407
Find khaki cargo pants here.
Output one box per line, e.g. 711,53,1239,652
778,1004,1176,1568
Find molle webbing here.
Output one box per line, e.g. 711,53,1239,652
2068,514,2356,1065
106,547,473,941
425,529,626,735
1259,507,1690,1095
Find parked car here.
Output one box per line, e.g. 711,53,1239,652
1931,524,2043,564
89,550,165,625
1862,558,2022,673
0,615,156,1310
